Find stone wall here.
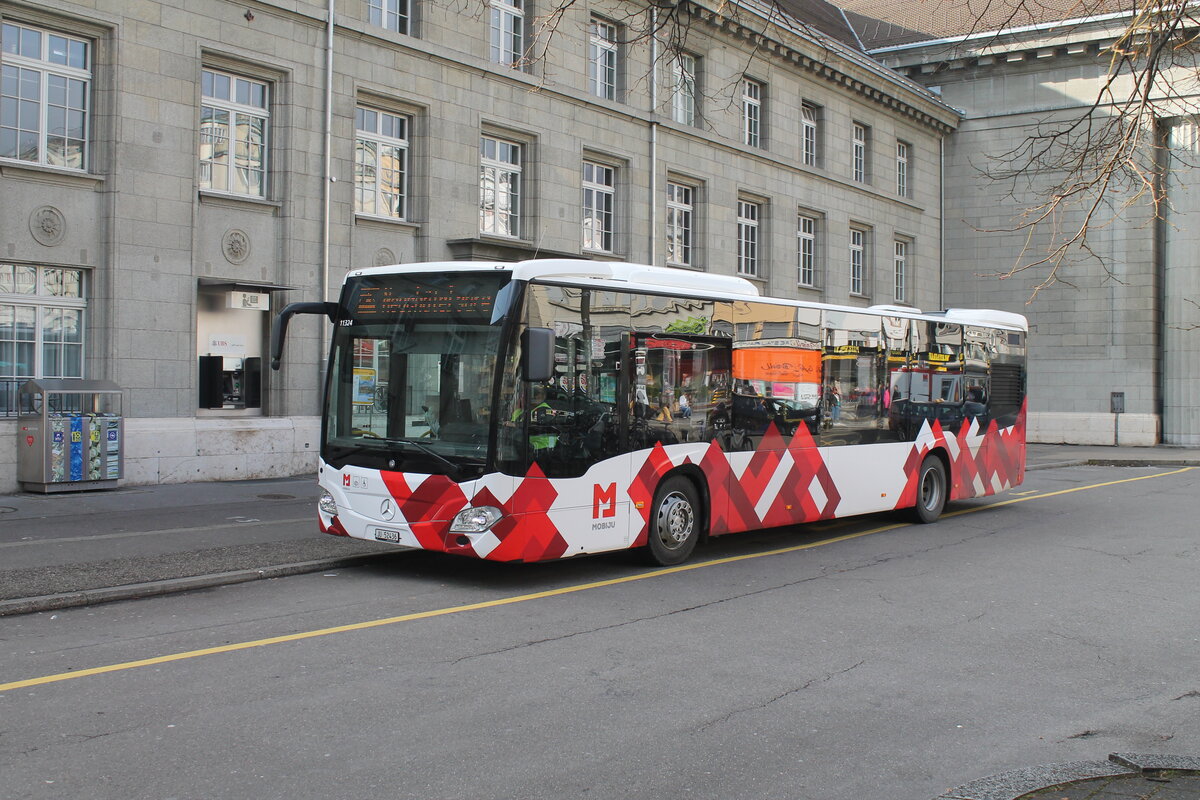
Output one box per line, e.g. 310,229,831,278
0,417,321,494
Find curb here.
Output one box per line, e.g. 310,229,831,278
935,753,1200,800
1024,460,1087,471
0,552,398,617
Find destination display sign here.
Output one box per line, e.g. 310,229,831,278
346,276,503,320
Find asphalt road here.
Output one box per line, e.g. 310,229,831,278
2,464,1198,800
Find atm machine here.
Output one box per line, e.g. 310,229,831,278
199,355,261,409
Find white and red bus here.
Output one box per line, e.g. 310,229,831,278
272,260,1027,565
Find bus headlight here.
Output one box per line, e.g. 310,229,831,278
450,506,503,533
319,491,338,517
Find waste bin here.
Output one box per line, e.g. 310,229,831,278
17,379,124,493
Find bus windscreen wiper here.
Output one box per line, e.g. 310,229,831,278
331,436,464,478
391,438,462,477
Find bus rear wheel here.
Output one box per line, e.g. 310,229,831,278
646,477,701,566
911,454,947,524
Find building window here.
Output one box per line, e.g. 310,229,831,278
355,106,410,219
737,201,760,277
896,140,910,197
850,227,868,296
200,68,269,197
798,214,817,287
582,160,615,253
1,22,90,170
852,122,869,183
480,135,521,237
589,18,617,101
665,182,693,267
1,264,86,412
490,0,524,67
894,239,908,303
742,78,762,148
670,52,696,126
368,0,410,34
801,103,819,167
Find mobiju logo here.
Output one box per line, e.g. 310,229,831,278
593,483,617,519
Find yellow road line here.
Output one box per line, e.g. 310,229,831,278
943,465,1194,519
1,466,1191,693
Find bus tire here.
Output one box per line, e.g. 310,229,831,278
646,477,701,566
911,454,947,524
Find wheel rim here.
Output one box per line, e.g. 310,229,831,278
655,492,695,550
920,466,943,511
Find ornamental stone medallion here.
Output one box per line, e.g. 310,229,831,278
374,248,397,267
223,229,251,264
30,206,66,246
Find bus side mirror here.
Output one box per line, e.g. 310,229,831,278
521,327,555,383
270,301,337,370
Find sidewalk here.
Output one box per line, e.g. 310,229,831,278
3,443,1199,618
0,473,397,616
1025,442,1200,469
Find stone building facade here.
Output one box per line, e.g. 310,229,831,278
0,0,957,491
841,0,1195,446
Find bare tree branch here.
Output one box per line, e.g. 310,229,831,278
971,0,1200,301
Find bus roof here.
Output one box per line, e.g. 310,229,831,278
348,260,1029,332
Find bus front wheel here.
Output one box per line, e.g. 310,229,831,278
646,477,701,566
911,454,947,524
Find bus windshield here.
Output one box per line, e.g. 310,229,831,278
322,272,513,476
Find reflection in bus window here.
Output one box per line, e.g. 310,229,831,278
820,311,886,446
886,320,966,439
728,303,822,449
499,285,631,478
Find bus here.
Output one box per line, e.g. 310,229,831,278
272,260,1027,566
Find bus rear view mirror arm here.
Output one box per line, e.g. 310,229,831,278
271,301,337,370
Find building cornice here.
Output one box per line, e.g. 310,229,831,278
681,0,960,133
866,12,1155,79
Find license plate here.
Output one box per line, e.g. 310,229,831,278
374,528,401,543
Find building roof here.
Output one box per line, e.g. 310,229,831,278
834,0,1136,50
774,0,865,49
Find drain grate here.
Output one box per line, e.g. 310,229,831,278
257,493,297,500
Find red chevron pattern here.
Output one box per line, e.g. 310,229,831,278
323,405,1026,563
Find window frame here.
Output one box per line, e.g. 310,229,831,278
736,200,761,278
199,67,271,198
669,51,696,126
852,122,869,184
797,212,818,288
801,102,820,167
1,21,92,171
894,238,909,303
368,0,410,35
479,134,522,238
582,159,616,253
741,78,762,148
490,0,525,68
849,226,869,297
354,105,411,221
0,264,87,390
896,140,910,197
665,181,695,267
588,18,618,101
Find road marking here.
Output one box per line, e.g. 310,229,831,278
943,466,1193,518
1,466,1192,693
